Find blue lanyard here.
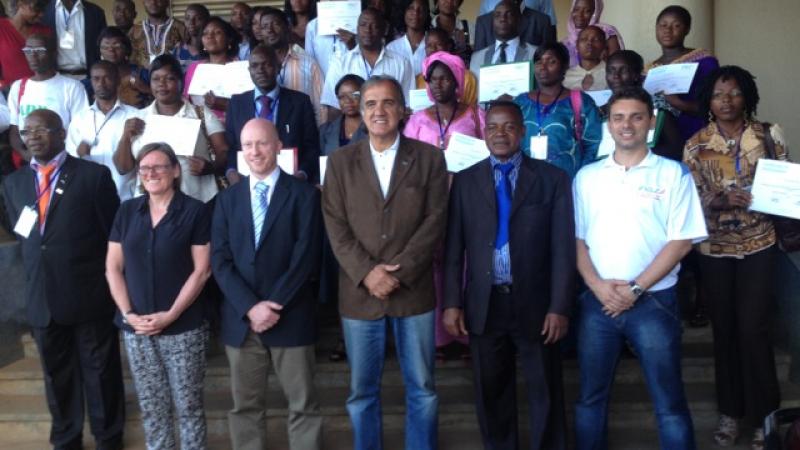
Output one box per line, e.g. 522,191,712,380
435,104,458,150
718,123,745,174
535,86,565,136
61,5,72,30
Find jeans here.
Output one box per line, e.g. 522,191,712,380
575,288,695,450
342,310,438,450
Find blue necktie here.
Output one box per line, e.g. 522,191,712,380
494,163,514,250
252,181,269,246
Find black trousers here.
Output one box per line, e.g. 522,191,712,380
32,317,125,449
699,246,781,427
469,290,567,450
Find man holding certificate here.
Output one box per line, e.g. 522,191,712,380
442,100,573,449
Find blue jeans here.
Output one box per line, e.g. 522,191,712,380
575,288,695,450
342,311,438,450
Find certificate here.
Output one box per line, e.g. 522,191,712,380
478,61,531,103
319,156,328,184
749,159,800,219
586,89,612,107
643,63,699,95
187,61,253,98
444,133,489,173
237,148,298,176
138,115,200,157
317,0,360,35
409,89,433,111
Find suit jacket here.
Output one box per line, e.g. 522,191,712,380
443,155,575,339
43,0,106,71
211,170,322,348
225,87,321,183
470,40,537,82
3,155,120,327
474,7,555,52
318,116,368,156
321,136,449,320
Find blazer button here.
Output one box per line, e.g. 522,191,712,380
381,234,387,239
486,271,490,276
40,245,46,251
383,208,389,214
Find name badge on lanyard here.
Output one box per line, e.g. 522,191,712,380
60,30,76,50
530,135,548,160
14,206,38,238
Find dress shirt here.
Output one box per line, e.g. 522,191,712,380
66,100,139,200
492,37,520,64
248,164,280,206
0,94,9,133
304,17,349,77
55,0,86,71
30,150,68,232
489,151,521,284
386,33,427,76
369,133,400,198
253,85,280,120
573,151,708,291
278,44,324,124
321,46,414,108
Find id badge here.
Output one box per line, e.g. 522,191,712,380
530,135,548,160
59,30,76,49
14,206,38,238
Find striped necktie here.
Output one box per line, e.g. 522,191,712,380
252,181,269,246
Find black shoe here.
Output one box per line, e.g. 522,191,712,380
689,311,710,328
329,339,346,362
96,436,123,450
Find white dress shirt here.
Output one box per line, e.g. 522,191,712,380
369,133,400,198
66,100,140,200
386,34,427,76
491,37,520,64
55,0,87,71
321,46,414,108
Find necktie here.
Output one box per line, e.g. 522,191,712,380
498,41,508,63
494,163,514,250
252,181,269,246
37,164,57,227
257,95,273,121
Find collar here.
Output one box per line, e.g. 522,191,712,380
56,0,83,11
489,150,523,169
353,45,387,64
30,150,68,172
136,190,186,214
254,84,280,101
369,133,401,155
90,99,124,115
495,36,520,48
603,149,657,169
147,98,192,116
249,164,281,190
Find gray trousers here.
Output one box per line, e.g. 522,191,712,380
225,331,322,450
124,325,209,450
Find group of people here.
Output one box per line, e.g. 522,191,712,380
0,0,790,450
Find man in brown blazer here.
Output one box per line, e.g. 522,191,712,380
321,75,449,450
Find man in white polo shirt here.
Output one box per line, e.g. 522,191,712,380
572,86,707,450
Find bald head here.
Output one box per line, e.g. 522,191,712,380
240,118,283,179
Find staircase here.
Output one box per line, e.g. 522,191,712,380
0,323,797,450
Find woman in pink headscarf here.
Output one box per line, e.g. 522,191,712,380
404,51,484,360
562,0,624,67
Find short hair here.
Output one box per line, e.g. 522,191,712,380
495,0,522,18
698,65,760,121
486,100,524,126
359,75,406,111
27,108,64,131
579,25,607,43
426,27,454,51
284,0,317,25
136,143,182,191
185,4,210,21
260,6,290,28
90,60,119,78
657,5,691,31
10,0,48,15
97,26,133,57
533,41,570,72
149,54,184,89
201,16,241,59
335,74,365,96
360,7,387,32
606,50,644,77
249,44,280,67
607,86,654,117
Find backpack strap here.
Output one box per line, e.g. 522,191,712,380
11,78,29,169
569,89,584,160
761,122,776,160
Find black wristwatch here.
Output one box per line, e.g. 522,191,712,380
629,281,644,298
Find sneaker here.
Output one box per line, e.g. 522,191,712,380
751,427,765,450
713,414,739,447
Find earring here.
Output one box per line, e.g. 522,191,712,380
708,110,715,122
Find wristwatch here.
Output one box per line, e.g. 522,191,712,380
629,281,644,298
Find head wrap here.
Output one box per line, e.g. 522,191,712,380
422,51,466,102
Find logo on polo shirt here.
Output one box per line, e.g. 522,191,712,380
638,185,666,200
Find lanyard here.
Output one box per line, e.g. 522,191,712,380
33,165,64,205
435,103,458,150
144,18,173,58
535,86,565,136
278,52,289,86
61,5,73,31
91,106,119,146
718,122,746,174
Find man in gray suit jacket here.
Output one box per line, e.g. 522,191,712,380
474,0,555,52
470,0,537,83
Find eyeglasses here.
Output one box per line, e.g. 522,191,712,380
337,91,361,101
100,43,125,51
21,47,47,55
19,127,57,139
138,164,173,175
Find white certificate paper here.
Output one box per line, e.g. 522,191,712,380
643,63,699,95
444,133,489,173
237,148,298,176
479,61,531,103
319,156,328,184
586,89,612,107
317,1,360,35
138,115,200,157
409,89,433,111
750,159,800,219
187,61,253,98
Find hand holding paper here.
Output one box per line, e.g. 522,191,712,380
444,133,490,173
137,115,201,157
479,61,532,103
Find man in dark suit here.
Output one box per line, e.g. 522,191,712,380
212,118,323,450
42,0,106,77
469,0,537,83
474,0,555,52
321,76,448,450
225,45,320,185
3,109,123,450
443,101,574,450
